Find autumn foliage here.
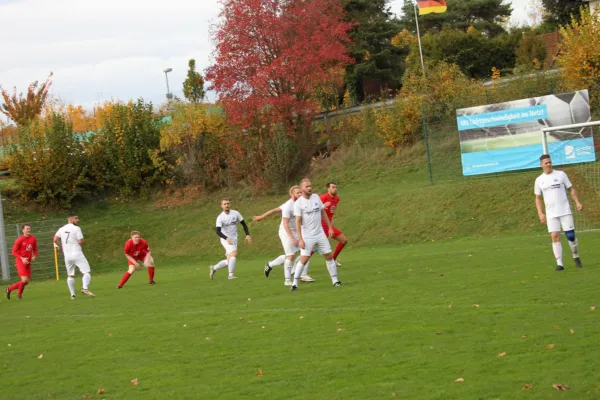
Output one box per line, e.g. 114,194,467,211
0,73,53,126
206,0,353,131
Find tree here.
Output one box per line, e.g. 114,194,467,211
205,0,353,131
515,32,547,70
540,0,587,30
342,0,408,103
183,59,205,103
400,0,512,37
0,73,53,126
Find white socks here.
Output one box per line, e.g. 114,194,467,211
228,257,237,276
82,273,91,290
293,263,305,286
552,242,563,266
214,260,228,270
284,259,293,280
269,255,286,267
326,259,338,284
568,238,579,258
67,277,75,296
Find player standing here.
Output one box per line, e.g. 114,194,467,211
253,185,313,285
291,178,341,291
320,182,348,267
53,214,95,298
5,224,38,300
535,154,583,271
209,199,252,280
117,231,157,288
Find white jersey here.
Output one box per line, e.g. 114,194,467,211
534,170,573,218
279,199,297,237
55,223,85,259
216,210,244,240
294,194,325,238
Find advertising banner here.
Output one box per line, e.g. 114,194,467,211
456,90,594,176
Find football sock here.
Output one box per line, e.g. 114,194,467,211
148,266,155,281
18,281,27,297
326,259,339,284
119,272,132,287
8,282,19,292
82,273,91,290
333,242,346,260
284,259,293,280
214,260,228,270
293,263,305,286
228,257,237,276
568,239,579,258
67,277,76,296
269,255,286,267
552,242,563,266
301,261,310,276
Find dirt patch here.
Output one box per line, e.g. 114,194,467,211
151,185,204,209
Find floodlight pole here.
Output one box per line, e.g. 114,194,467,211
0,192,11,281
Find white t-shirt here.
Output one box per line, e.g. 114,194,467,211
294,194,324,238
534,170,573,218
279,199,297,237
216,210,244,240
55,223,85,259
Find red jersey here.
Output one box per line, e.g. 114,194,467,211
124,238,150,259
320,193,340,222
12,235,38,260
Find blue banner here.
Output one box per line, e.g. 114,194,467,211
457,105,548,131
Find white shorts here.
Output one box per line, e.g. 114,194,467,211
65,255,91,276
279,230,299,256
220,238,238,256
547,214,575,233
301,233,332,257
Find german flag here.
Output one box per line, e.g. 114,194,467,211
416,0,447,15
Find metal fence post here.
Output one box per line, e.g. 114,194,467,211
0,192,11,281
421,104,434,184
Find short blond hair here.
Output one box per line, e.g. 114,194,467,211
300,178,311,186
131,231,141,237
289,185,300,196
221,198,230,204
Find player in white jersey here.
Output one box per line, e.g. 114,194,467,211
290,178,342,291
534,154,583,271
253,185,313,285
209,199,252,280
53,214,95,299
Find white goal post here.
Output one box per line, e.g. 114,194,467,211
541,120,600,155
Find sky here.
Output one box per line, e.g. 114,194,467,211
0,0,531,118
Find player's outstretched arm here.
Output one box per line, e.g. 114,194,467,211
569,186,583,211
253,207,281,222
535,195,546,224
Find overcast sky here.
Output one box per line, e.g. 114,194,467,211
0,0,530,118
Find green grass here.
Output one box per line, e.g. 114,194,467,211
1,233,600,399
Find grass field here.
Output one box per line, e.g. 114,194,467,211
2,233,600,399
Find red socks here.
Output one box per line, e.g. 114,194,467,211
333,242,346,260
118,272,132,287
148,267,155,282
8,281,27,297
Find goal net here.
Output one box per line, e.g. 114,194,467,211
542,121,600,232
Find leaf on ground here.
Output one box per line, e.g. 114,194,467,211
473,304,480,308
130,378,139,386
522,384,533,390
546,344,555,349
299,316,304,319
438,274,444,277
448,304,452,308
498,352,507,357
436,332,441,335
205,337,211,340
247,320,253,324
381,297,385,300
392,393,398,397
256,368,263,376
82,395,92,399
337,328,344,332
37,354,43,359
554,325,560,329
261,326,265,329
570,328,575,334
455,377,464,383
552,384,569,391
590,306,596,311
239,317,244,320
108,333,112,337
247,298,252,302
97,388,105,395
522,334,528,339
183,324,187,327
336,322,341,325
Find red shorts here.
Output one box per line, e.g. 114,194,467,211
321,223,343,238
127,252,148,266
16,259,32,278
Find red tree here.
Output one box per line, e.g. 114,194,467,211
206,0,353,131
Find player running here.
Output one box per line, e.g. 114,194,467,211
5,224,38,300
117,231,157,288
253,185,313,286
53,214,95,299
209,199,252,280
320,182,348,267
534,154,583,271
291,178,342,292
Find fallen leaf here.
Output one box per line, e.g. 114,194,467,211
205,337,211,340
392,393,398,397
108,333,112,337
299,316,304,319
455,377,464,383
522,334,528,339
248,298,252,302
448,304,452,308
498,352,507,357
247,320,253,324
337,328,344,332
522,384,533,390
552,384,569,391
380,297,385,300
38,354,44,359
590,306,596,311
256,368,263,376
436,332,441,335
554,325,560,329
183,324,187,327
261,326,265,329
130,378,139,386
473,304,480,309
336,322,341,325
239,317,244,320
438,274,444,277
97,388,105,395
546,344,555,349
570,328,575,334
82,395,93,399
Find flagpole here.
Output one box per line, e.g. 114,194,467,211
413,1,426,76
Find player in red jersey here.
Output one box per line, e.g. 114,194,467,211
6,224,38,300
320,182,348,267
117,231,156,288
